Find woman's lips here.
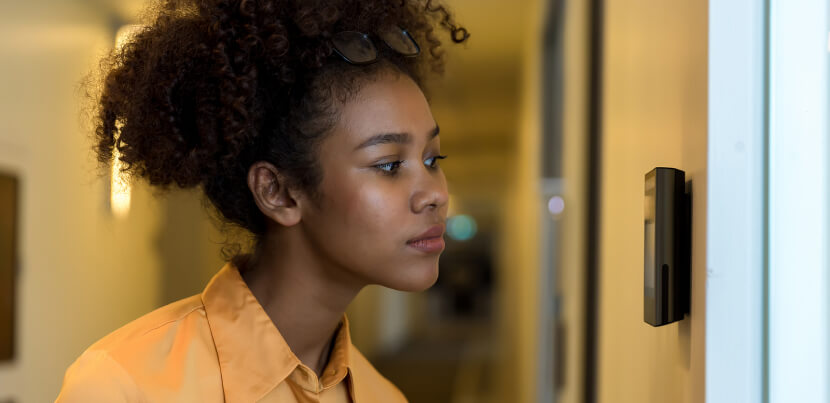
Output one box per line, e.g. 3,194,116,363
407,224,446,253
406,236,445,253
409,224,445,242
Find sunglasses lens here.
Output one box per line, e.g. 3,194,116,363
378,26,420,56
332,31,377,64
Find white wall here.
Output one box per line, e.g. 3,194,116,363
597,1,707,402
0,3,165,401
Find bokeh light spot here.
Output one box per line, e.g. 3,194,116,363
548,196,565,215
447,214,477,241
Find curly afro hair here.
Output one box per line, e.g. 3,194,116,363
91,0,468,248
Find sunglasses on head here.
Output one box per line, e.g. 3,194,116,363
331,25,420,65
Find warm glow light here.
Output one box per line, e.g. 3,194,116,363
108,25,144,218
115,24,143,49
110,146,131,218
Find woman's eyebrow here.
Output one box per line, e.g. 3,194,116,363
353,125,440,151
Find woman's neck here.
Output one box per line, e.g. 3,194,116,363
238,230,364,377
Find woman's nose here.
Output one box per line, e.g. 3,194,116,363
411,170,449,213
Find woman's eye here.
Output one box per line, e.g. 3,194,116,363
425,154,448,169
375,161,403,175
375,155,447,176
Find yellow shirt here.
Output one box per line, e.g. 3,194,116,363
55,263,407,403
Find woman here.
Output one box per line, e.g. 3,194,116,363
56,0,468,401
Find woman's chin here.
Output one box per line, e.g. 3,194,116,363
385,261,440,292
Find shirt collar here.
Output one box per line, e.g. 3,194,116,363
200,262,354,402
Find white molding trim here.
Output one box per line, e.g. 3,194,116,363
767,1,830,401
706,1,767,402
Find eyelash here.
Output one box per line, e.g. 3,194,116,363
375,155,448,176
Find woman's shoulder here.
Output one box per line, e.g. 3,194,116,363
56,294,223,402
82,294,207,353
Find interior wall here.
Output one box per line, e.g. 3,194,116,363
156,189,226,305
493,0,545,401
597,1,707,402
0,4,166,402
557,0,591,401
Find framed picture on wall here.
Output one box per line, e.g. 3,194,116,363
0,172,18,361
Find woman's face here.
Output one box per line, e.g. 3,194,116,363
299,69,449,292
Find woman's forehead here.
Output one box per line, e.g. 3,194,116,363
334,72,436,148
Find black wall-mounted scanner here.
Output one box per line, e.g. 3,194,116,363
644,167,691,327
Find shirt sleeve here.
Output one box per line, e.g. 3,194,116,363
55,350,144,403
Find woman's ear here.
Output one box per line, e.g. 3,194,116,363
247,161,303,227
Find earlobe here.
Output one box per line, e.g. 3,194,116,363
247,162,302,227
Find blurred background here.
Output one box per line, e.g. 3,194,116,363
1,0,828,402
